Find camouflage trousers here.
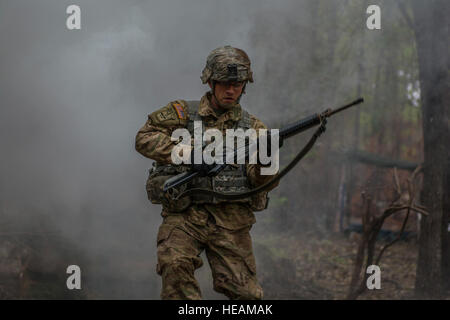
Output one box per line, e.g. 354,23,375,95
156,213,263,300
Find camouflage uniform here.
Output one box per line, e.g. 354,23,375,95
135,46,278,300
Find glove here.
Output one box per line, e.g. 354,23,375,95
190,149,216,177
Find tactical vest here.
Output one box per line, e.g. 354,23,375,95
186,100,252,204
146,100,269,212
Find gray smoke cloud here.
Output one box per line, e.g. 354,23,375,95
0,0,275,299
0,0,419,299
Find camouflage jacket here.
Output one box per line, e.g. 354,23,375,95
135,92,278,230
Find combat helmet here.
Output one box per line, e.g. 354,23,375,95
201,45,254,84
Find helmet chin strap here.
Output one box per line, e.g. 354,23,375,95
238,82,247,103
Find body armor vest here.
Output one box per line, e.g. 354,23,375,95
185,100,252,205
146,101,268,212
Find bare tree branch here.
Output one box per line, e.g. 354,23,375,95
347,166,426,299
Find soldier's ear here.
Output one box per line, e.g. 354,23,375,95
207,81,213,89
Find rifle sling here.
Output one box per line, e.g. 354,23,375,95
174,121,327,201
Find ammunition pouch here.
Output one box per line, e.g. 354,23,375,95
190,164,252,205
146,162,192,212
146,162,269,212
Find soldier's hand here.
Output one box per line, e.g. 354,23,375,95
190,149,216,177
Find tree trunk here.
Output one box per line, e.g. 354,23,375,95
444,154,450,291
411,0,450,298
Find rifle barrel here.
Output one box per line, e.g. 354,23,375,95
327,98,364,117
279,97,364,140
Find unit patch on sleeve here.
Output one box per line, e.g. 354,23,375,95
155,108,176,122
172,103,187,120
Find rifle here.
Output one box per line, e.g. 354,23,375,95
163,98,364,195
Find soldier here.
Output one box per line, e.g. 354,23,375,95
135,45,279,300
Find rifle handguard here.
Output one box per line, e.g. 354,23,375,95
279,114,320,140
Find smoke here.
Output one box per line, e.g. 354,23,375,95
0,0,423,299
0,0,272,299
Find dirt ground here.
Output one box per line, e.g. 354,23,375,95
254,232,449,300
1,227,448,300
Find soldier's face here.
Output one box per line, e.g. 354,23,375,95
209,81,245,109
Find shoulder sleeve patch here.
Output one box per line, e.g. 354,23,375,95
155,109,176,122
148,101,189,127
172,103,187,120
149,103,178,124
